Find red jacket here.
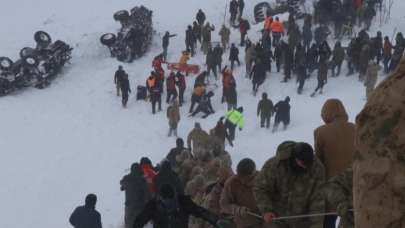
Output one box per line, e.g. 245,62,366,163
141,164,157,193
222,72,235,90
264,16,273,32
239,19,250,34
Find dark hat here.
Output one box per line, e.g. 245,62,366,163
160,159,172,171
292,142,314,165
176,138,184,147
85,194,97,207
262,92,268,99
130,163,141,174
237,106,244,113
236,158,256,176
140,157,152,166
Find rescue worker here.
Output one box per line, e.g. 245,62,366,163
162,32,177,61
273,96,291,132
176,72,186,106
120,163,150,228
187,122,210,160
189,84,205,113
167,100,180,137
364,60,381,100
271,17,284,46
166,72,178,104
224,107,244,141
331,41,345,77
69,194,102,228
114,65,126,96
229,43,240,70
239,18,250,46
220,158,264,228
219,25,231,50
354,58,405,228
254,141,325,228
257,92,273,129
121,73,131,108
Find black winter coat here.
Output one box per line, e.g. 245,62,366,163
121,78,131,96
120,172,149,209
69,205,102,228
274,100,291,124
133,195,219,228
229,46,239,61
251,63,266,84
155,164,184,195
186,28,196,45
115,69,126,84
166,146,186,168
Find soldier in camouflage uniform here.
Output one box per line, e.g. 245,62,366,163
187,122,211,160
354,57,405,228
254,141,325,228
364,60,381,100
324,168,354,228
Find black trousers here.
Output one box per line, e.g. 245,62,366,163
166,90,178,103
297,79,305,94
151,96,162,114
260,114,271,128
191,106,211,118
225,121,236,141
231,58,240,70
122,93,129,107
178,88,185,105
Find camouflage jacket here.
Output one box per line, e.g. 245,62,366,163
354,57,405,227
254,141,326,228
324,168,354,228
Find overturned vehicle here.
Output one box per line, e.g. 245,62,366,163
100,6,153,62
0,31,73,95
254,0,306,23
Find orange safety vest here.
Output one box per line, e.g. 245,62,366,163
271,21,284,33
147,78,156,88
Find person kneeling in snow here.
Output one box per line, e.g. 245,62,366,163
190,91,215,118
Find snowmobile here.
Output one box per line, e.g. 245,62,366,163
100,6,153,62
0,31,73,95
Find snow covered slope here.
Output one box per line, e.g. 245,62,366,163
0,0,404,228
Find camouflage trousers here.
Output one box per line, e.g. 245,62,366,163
365,84,375,100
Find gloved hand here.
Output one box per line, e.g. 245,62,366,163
236,206,249,217
263,212,276,223
336,202,350,217
239,127,242,131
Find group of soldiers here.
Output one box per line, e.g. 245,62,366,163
69,97,358,228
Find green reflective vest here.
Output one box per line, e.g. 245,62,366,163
225,110,244,129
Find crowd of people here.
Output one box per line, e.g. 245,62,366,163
69,0,404,228
69,98,356,228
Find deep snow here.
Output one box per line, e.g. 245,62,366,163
1,0,404,228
